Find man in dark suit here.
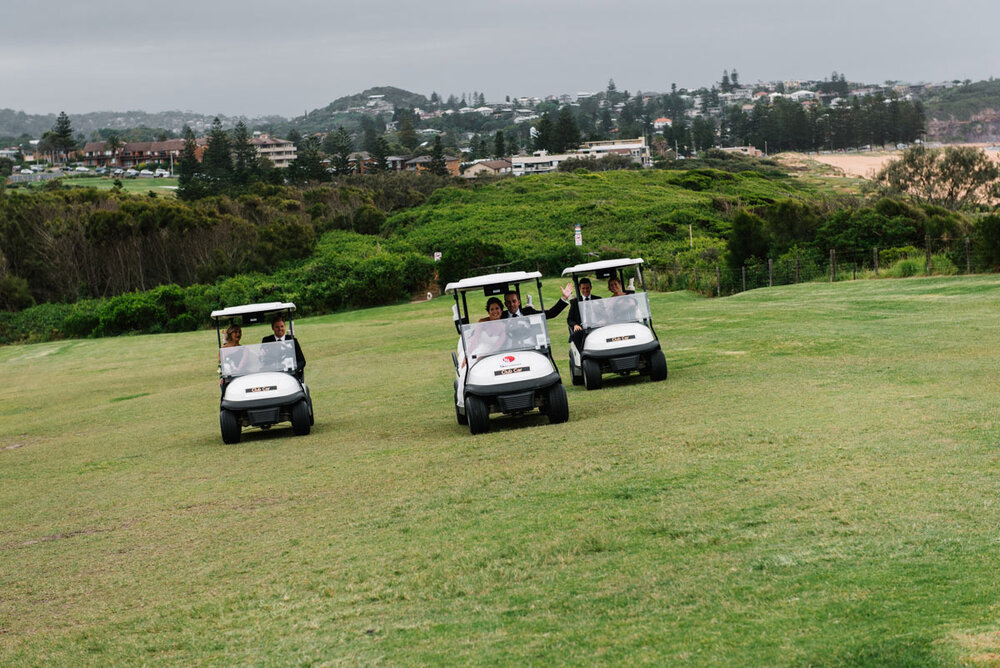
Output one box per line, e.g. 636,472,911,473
261,316,306,378
566,277,601,350
503,282,573,319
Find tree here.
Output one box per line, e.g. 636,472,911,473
52,112,76,160
372,136,391,172
177,126,206,201
428,136,448,176
105,134,123,167
534,113,555,153
287,135,326,182
692,116,715,152
397,114,419,152
493,130,506,158
872,145,1000,210
727,209,770,269
322,127,353,174
231,121,259,187
554,106,581,153
201,117,233,189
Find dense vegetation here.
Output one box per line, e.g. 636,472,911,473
5,150,1000,345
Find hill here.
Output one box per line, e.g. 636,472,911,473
3,275,1000,664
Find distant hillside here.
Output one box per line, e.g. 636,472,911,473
286,86,429,135
924,79,1000,142
0,109,285,141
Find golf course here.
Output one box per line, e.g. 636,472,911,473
2,274,1000,665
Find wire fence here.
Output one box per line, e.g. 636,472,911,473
646,237,996,297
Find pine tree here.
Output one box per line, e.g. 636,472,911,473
493,130,506,158
201,118,232,192
52,112,76,160
177,126,206,201
231,121,259,187
554,107,580,153
428,136,448,176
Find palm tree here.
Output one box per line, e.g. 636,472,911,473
105,134,123,168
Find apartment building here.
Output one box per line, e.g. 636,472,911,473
251,134,296,168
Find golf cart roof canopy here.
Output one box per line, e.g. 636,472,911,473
211,301,296,322
445,271,543,295
562,258,644,277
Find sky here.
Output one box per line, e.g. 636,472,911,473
3,0,997,119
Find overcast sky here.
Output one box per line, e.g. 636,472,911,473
3,0,997,118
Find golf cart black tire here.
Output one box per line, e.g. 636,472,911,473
455,386,468,425
569,355,583,386
466,395,490,435
547,384,569,424
305,386,314,425
582,358,603,391
649,350,668,382
220,409,241,444
292,400,311,436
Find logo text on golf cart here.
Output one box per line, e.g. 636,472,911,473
246,385,278,393
495,366,530,376
503,355,516,363
606,334,636,343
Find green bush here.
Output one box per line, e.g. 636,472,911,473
885,258,921,278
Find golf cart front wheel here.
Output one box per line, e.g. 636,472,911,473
582,359,603,391
546,384,569,424
220,409,241,444
649,350,668,382
292,400,311,436
466,395,490,435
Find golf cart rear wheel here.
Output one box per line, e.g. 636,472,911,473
292,400,311,435
546,384,569,424
582,359,603,390
569,355,583,386
466,395,490,435
649,350,668,382
220,409,241,444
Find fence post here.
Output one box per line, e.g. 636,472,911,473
715,264,721,297
768,258,773,287
673,257,678,285
742,265,746,293
795,254,800,283
874,248,879,277
965,236,971,274
925,234,932,275
830,249,836,282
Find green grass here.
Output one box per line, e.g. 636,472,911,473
3,276,1000,664
59,175,179,196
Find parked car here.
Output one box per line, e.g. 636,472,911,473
124,169,139,178
74,166,90,173
154,168,170,177
94,167,108,175
138,169,155,177
113,168,125,176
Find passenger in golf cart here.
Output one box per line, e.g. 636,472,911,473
213,302,314,444
561,258,667,389
447,271,569,434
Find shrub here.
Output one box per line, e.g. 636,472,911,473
885,258,921,278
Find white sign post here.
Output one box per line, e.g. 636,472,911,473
574,224,582,247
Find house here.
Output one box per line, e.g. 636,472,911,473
653,118,672,130
251,134,296,168
719,146,763,158
405,155,460,176
511,137,651,176
462,159,512,178
82,138,202,168
348,151,377,173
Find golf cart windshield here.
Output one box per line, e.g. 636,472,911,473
460,314,550,362
579,293,651,329
219,341,297,377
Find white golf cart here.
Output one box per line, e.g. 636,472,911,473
447,271,569,435
562,258,667,390
212,302,313,444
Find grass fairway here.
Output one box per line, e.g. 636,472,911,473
59,175,179,196
3,276,1000,665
